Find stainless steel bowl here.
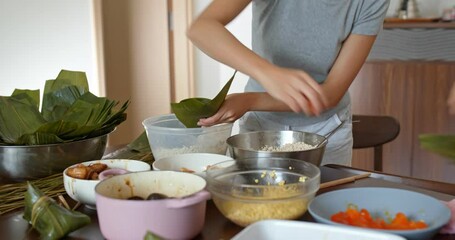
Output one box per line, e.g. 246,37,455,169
0,133,109,182
226,131,327,166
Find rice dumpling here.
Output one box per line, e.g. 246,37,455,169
23,182,91,240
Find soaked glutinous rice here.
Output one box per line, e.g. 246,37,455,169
260,142,316,152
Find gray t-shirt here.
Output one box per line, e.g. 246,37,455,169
246,0,390,126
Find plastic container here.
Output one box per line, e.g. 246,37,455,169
142,114,233,160
232,220,406,240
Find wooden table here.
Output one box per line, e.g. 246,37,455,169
1,165,454,240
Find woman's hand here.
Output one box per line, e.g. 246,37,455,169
257,66,329,115
198,93,253,127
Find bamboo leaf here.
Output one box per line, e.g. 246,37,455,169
41,84,85,122
128,131,151,153
419,134,455,162
55,69,89,90
12,89,40,109
59,93,128,139
144,231,163,240
171,71,236,128
23,182,91,240
0,69,128,145
0,95,46,144
37,120,79,137
17,132,64,146
41,70,89,121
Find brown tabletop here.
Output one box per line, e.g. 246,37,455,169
1,165,454,240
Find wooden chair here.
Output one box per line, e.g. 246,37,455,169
352,115,400,172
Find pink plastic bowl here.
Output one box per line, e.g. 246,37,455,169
95,171,210,240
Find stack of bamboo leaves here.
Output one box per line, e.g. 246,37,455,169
0,69,128,145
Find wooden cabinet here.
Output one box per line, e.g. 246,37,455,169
350,61,455,184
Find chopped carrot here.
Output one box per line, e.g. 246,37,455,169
330,206,428,230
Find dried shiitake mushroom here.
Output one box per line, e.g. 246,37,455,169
66,163,109,180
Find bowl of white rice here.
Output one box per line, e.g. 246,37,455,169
226,130,327,166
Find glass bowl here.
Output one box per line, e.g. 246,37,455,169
205,157,321,227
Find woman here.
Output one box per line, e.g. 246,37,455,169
187,0,390,166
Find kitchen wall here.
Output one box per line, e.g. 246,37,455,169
0,0,100,98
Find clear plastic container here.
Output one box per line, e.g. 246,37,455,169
142,114,233,160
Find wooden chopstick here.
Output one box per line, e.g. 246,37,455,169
320,173,371,189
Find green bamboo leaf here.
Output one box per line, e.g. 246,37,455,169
128,131,151,153
0,95,46,144
171,71,237,128
55,69,89,90
23,182,91,240
58,93,128,139
37,120,79,137
419,134,455,162
12,89,40,109
17,132,64,145
0,69,128,145
144,231,163,240
41,70,89,121
42,84,85,122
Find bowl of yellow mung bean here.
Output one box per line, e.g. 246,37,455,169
205,157,320,227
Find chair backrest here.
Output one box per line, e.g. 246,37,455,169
352,115,400,171
352,115,400,148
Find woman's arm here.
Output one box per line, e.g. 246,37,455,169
321,34,377,108
197,33,378,126
187,0,328,115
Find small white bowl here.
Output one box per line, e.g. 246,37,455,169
152,153,233,178
63,159,151,208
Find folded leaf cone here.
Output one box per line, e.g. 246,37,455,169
171,71,237,128
23,182,91,240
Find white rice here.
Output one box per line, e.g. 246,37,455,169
260,142,316,152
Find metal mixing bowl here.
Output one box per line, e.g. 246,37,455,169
0,133,109,182
227,131,327,166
